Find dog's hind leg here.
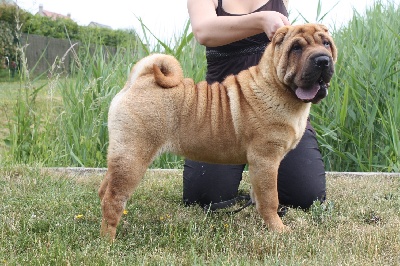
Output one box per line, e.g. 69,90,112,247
98,170,110,200
99,144,159,241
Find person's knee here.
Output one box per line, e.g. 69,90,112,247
277,128,327,209
294,189,326,209
278,169,326,209
182,160,245,206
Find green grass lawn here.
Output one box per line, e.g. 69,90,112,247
0,69,18,81
1,166,399,265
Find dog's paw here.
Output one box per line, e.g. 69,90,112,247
264,215,290,233
100,220,117,242
269,223,290,233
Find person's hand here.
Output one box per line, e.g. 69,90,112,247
261,11,291,40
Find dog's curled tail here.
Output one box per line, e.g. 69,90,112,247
152,54,184,88
127,54,184,89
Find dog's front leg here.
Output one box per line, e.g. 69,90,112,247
247,150,287,232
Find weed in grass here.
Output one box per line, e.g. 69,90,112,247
309,200,335,225
363,211,382,225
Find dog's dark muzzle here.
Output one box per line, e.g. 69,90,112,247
294,54,334,104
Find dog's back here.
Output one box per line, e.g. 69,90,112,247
108,54,249,164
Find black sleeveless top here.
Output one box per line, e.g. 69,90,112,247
206,0,288,83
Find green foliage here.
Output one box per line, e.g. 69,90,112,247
0,20,15,61
22,14,79,40
78,26,137,47
0,4,138,48
311,0,400,172
21,14,138,47
3,74,50,164
3,42,137,167
296,0,340,23
56,44,133,167
0,4,26,61
0,3,29,27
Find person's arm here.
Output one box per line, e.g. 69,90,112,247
187,0,290,47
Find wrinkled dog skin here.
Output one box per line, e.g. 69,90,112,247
99,24,337,240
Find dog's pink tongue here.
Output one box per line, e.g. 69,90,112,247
295,83,320,101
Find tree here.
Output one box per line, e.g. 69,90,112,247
0,3,138,67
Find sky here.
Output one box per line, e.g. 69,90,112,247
14,0,399,44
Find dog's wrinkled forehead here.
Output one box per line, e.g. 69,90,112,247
273,24,330,46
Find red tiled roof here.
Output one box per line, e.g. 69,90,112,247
37,10,70,19
41,10,70,19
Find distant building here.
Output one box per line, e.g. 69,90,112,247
88,22,112,29
36,4,71,20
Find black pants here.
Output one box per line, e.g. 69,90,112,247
183,128,326,209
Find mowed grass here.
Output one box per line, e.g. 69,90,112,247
1,166,399,265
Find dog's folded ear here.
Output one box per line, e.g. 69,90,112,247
272,26,289,46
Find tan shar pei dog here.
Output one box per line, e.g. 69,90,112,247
99,23,337,240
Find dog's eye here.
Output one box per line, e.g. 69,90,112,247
323,40,331,48
291,43,302,52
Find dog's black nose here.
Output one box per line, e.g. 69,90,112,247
315,55,330,68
